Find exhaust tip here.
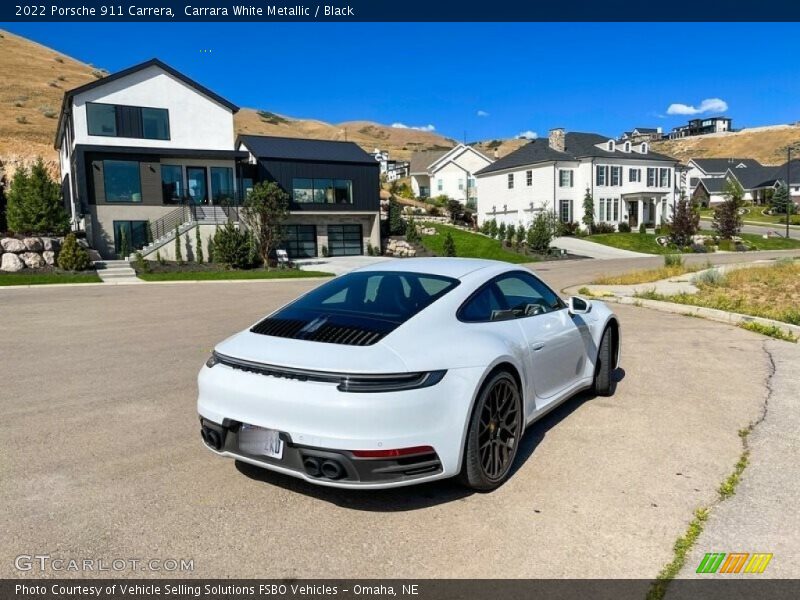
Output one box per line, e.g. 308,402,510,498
303,457,322,477
201,426,223,451
320,459,344,480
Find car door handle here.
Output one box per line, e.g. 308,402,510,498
531,342,546,352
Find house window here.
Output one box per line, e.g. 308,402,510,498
161,164,183,204
641,143,648,153
559,170,574,187
113,220,149,256
598,198,606,222
629,168,641,183
611,166,622,186
526,170,533,186
659,168,671,188
624,142,631,152
282,224,317,258
606,198,612,221
86,103,117,136
613,198,619,221
607,140,615,151
647,168,657,187
458,178,464,191
596,165,608,186
211,167,234,204
437,179,443,192
508,173,514,189
86,102,169,140
103,160,141,203
292,178,352,204
559,199,572,223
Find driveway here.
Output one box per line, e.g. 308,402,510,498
552,236,651,259
0,254,785,578
294,255,391,275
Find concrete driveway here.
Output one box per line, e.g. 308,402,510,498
0,254,785,578
551,236,650,259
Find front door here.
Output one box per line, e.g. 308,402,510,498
187,167,208,205
628,201,639,228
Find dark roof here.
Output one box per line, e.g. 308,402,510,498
729,165,779,190
238,135,377,164
55,58,239,148
409,150,450,174
774,159,800,185
476,132,677,176
633,127,658,133
697,178,727,194
690,158,762,174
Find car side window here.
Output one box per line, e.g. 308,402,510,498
494,272,564,318
459,284,507,322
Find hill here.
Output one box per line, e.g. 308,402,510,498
651,124,800,165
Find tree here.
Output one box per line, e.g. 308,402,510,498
527,212,552,254
388,198,406,235
240,181,290,269
118,227,130,259
488,218,498,239
771,181,795,215
505,223,516,246
174,223,183,264
442,231,456,256
669,196,700,247
582,188,595,233
712,179,744,239
6,157,69,234
207,235,214,263
497,221,507,241
195,226,204,263
213,222,251,269
405,217,420,244
446,198,464,224
57,233,90,271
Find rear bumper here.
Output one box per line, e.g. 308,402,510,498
197,362,485,489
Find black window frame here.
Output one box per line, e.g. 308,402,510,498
112,220,149,255
507,173,514,189
282,224,318,259
457,270,566,323
102,159,142,204
86,101,170,141
161,164,184,205
327,224,363,256
526,170,533,187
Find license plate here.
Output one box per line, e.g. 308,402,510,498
239,424,284,459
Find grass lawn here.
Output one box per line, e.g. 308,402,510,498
0,270,102,286
586,231,800,255
137,268,333,282
698,230,800,251
419,223,536,263
700,207,800,227
637,260,800,325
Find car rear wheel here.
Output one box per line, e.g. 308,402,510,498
593,326,615,396
459,371,522,491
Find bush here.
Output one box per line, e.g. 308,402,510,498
498,222,507,241
133,251,150,273
367,242,374,256
664,254,683,267
558,221,581,236
405,217,420,244
213,223,252,269
157,249,166,265
57,233,90,271
206,237,214,263
443,231,456,257
174,224,183,265
638,223,647,234
617,222,631,233
527,212,553,254
446,199,464,224
388,198,406,235
426,205,440,217
6,157,70,234
195,227,203,263
593,222,616,234
322,245,329,257
691,268,724,286
669,198,699,247
118,227,130,259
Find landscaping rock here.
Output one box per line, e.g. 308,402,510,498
1,253,25,272
1,237,26,253
42,237,61,252
42,251,56,266
20,252,45,269
87,249,102,262
77,238,90,248
23,237,43,252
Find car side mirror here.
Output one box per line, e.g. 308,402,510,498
568,296,592,315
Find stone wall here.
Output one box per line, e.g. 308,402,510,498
0,236,62,272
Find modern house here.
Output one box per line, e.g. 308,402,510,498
55,58,244,259
409,144,493,207
620,127,663,144
669,117,732,139
474,128,680,230
237,135,380,258
371,149,409,182
55,58,380,260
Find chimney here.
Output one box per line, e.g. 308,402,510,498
548,128,565,152
493,148,499,159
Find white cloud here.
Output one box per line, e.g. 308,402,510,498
666,98,728,116
476,110,489,117
391,122,436,132
517,130,538,139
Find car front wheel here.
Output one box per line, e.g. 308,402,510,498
459,370,522,491
593,326,616,396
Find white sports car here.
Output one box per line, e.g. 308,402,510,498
198,258,620,491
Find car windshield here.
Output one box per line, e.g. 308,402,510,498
277,271,460,324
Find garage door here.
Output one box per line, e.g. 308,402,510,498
327,224,363,256
283,225,317,258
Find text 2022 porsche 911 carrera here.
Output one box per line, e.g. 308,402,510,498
198,258,620,490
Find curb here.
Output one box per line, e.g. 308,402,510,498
0,276,333,290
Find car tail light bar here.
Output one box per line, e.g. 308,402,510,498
351,446,435,459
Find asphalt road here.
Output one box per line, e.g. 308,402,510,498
0,252,792,578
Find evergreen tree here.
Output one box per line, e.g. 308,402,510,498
506,223,516,245
207,236,215,263
582,188,595,233
195,226,204,263
488,218,498,239
497,221,506,241
771,181,794,215
6,157,69,234
57,233,90,271
442,231,456,257
388,198,406,235
527,212,552,254
118,227,130,259
174,223,183,264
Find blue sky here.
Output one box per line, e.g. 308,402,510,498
5,22,800,142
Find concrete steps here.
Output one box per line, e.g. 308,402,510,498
94,260,142,284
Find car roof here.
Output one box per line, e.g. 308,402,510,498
352,257,513,280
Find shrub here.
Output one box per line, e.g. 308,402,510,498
57,233,90,271
664,254,683,267
39,106,57,118
446,199,464,224
206,237,214,263
54,56,65,63
322,245,329,257
133,251,150,273
405,217,420,244
443,231,456,257
91,69,109,79
691,268,724,286
213,223,251,269
639,222,647,234
527,212,553,254
713,180,744,239
118,227,130,259
617,222,631,233
388,198,406,235
670,197,699,247
558,221,581,236
156,250,166,265
593,222,616,234
195,226,203,263
174,224,183,264
367,242,374,256
582,188,595,232
6,157,70,234
498,222,507,241
505,223,516,246
488,218,498,239
426,205,440,217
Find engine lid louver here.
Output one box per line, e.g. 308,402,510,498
250,317,386,346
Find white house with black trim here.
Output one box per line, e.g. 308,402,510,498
474,128,680,230
409,144,493,207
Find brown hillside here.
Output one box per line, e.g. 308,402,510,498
652,125,800,165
